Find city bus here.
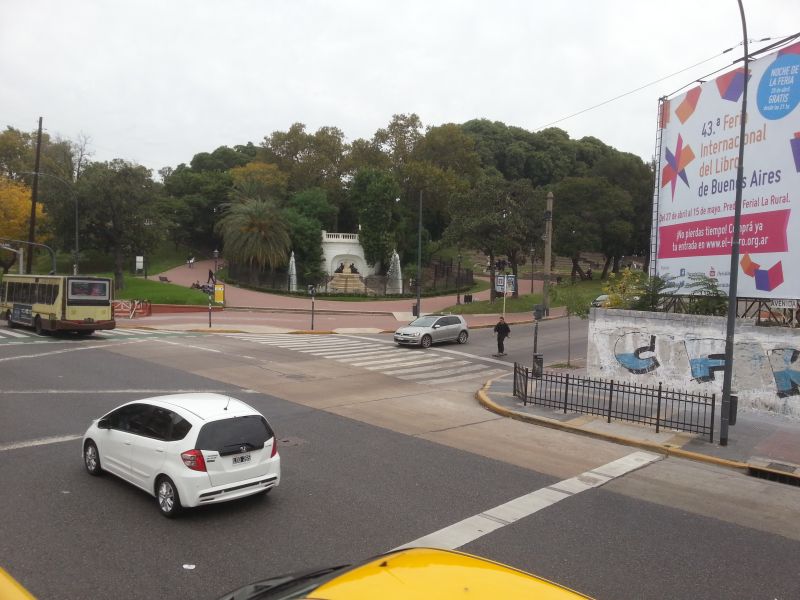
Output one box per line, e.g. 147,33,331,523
0,274,116,335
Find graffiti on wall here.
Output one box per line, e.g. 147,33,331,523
610,330,799,398
614,333,659,374
768,348,800,397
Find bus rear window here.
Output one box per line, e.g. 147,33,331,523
68,280,109,300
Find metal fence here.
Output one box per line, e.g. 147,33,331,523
513,363,716,441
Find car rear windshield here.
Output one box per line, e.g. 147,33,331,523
195,415,274,455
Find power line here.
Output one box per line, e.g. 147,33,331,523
533,33,798,131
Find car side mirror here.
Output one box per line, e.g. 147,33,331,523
97,418,110,429
433,324,440,329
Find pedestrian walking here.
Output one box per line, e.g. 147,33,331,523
493,316,511,357
207,269,216,284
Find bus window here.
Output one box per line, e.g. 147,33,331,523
68,280,109,301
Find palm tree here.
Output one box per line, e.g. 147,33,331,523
215,199,291,277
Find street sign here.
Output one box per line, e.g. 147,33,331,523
506,274,517,293
495,275,506,293
308,285,316,296
772,299,798,309
135,256,144,270
214,283,225,304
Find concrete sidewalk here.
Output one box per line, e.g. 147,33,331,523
478,365,800,485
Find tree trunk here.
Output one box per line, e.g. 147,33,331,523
511,262,519,298
114,250,125,291
570,257,585,282
567,313,572,367
601,256,612,280
489,252,496,303
612,256,621,274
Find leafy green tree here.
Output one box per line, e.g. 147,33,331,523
75,160,164,289
286,188,337,230
281,208,325,282
349,169,400,270
685,274,728,316
190,146,251,172
215,199,290,277
603,268,645,308
550,282,590,366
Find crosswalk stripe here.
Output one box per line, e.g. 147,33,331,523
316,347,394,358
349,354,448,367
0,329,34,338
225,333,509,386
398,363,482,380
421,368,508,385
296,343,372,352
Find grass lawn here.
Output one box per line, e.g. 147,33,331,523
113,276,210,305
444,279,606,314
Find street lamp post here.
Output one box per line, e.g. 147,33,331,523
416,190,423,318
542,192,554,316
213,249,219,278
456,252,462,305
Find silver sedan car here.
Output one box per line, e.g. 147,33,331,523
394,314,469,348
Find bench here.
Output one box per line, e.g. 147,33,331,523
158,276,171,283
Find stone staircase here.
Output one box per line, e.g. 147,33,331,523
329,273,366,294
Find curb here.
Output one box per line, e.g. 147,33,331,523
474,377,751,473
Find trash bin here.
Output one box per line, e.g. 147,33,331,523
532,353,544,378
412,304,419,317
464,293,473,304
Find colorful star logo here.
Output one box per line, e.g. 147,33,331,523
661,134,695,200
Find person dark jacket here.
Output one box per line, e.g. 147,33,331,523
493,317,511,355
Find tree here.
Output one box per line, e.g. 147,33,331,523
286,188,337,230
75,160,164,290
445,174,512,300
0,177,45,274
215,199,290,277
229,162,288,203
550,282,590,367
349,169,400,270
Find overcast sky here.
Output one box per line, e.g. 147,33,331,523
2,0,796,175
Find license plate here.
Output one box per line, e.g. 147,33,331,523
233,454,251,465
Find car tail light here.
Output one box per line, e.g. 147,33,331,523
270,437,278,458
181,449,207,472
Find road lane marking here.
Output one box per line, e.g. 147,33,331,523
0,435,82,452
358,356,453,369
0,389,244,394
393,451,662,551
0,339,146,362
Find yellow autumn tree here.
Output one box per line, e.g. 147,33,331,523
228,162,289,202
0,177,46,272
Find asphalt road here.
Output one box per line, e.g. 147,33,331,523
1,326,798,600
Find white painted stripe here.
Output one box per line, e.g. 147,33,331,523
152,338,222,353
317,347,394,358
394,451,662,551
381,361,462,375
334,351,403,362
421,369,508,385
0,435,82,452
340,334,514,367
0,329,33,338
0,339,145,362
296,343,371,352
358,356,453,369
348,354,422,367
397,363,477,379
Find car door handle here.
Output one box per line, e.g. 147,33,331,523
124,442,132,446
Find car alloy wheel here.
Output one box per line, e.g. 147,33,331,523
84,441,101,476
421,335,432,349
157,476,182,518
457,331,468,344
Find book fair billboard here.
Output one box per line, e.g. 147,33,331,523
653,41,800,300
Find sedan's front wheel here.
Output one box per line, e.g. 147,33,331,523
156,476,182,518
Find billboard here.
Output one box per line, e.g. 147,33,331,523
653,41,800,299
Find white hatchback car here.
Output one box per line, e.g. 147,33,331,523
82,393,280,517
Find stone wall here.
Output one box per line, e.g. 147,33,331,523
588,309,800,417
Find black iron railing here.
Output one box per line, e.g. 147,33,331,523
513,363,716,442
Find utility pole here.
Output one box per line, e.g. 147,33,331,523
542,191,554,316
720,0,749,446
416,189,423,318
26,117,43,274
